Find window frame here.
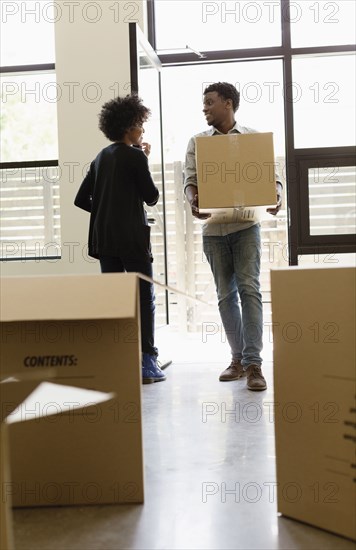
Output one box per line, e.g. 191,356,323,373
296,150,356,252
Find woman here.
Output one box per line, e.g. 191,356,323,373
74,94,166,383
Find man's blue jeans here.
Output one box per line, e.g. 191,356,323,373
203,224,263,368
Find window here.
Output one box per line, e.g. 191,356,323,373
154,0,282,52
0,0,59,261
295,154,356,253
292,54,355,149
0,71,59,162
160,60,288,330
290,0,356,48
308,165,356,236
0,0,56,66
148,0,355,330
161,60,285,160
0,164,60,260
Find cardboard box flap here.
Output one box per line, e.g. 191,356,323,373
1,370,56,422
0,273,138,322
4,381,115,424
0,380,40,423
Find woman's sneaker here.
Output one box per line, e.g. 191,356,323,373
142,353,166,384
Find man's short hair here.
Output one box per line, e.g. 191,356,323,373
204,82,240,112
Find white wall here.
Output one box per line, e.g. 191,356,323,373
2,0,146,276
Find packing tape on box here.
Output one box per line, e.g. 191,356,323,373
137,273,213,307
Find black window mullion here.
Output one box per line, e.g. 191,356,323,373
0,160,58,170
280,0,299,265
291,45,356,57
0,64,55,74
146,0,157,50
157,47,284,65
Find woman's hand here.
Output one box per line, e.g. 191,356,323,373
141,142,151,157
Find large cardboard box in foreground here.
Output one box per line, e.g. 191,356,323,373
271,266,356,541
196,132,277,212
0,273,144,508
1,376,114,550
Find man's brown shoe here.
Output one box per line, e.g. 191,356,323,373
219,360,246,381
246,365,267,391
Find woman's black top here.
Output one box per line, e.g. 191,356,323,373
74,142,159,262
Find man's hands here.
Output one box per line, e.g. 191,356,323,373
190,194,212,220
185,186,211,220
267,182,283,216
185,183,283,219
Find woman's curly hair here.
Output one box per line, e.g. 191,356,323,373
98,94,151,141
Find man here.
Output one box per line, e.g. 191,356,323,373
184,82,282,391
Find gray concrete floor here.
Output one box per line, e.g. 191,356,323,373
12,330,355,549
